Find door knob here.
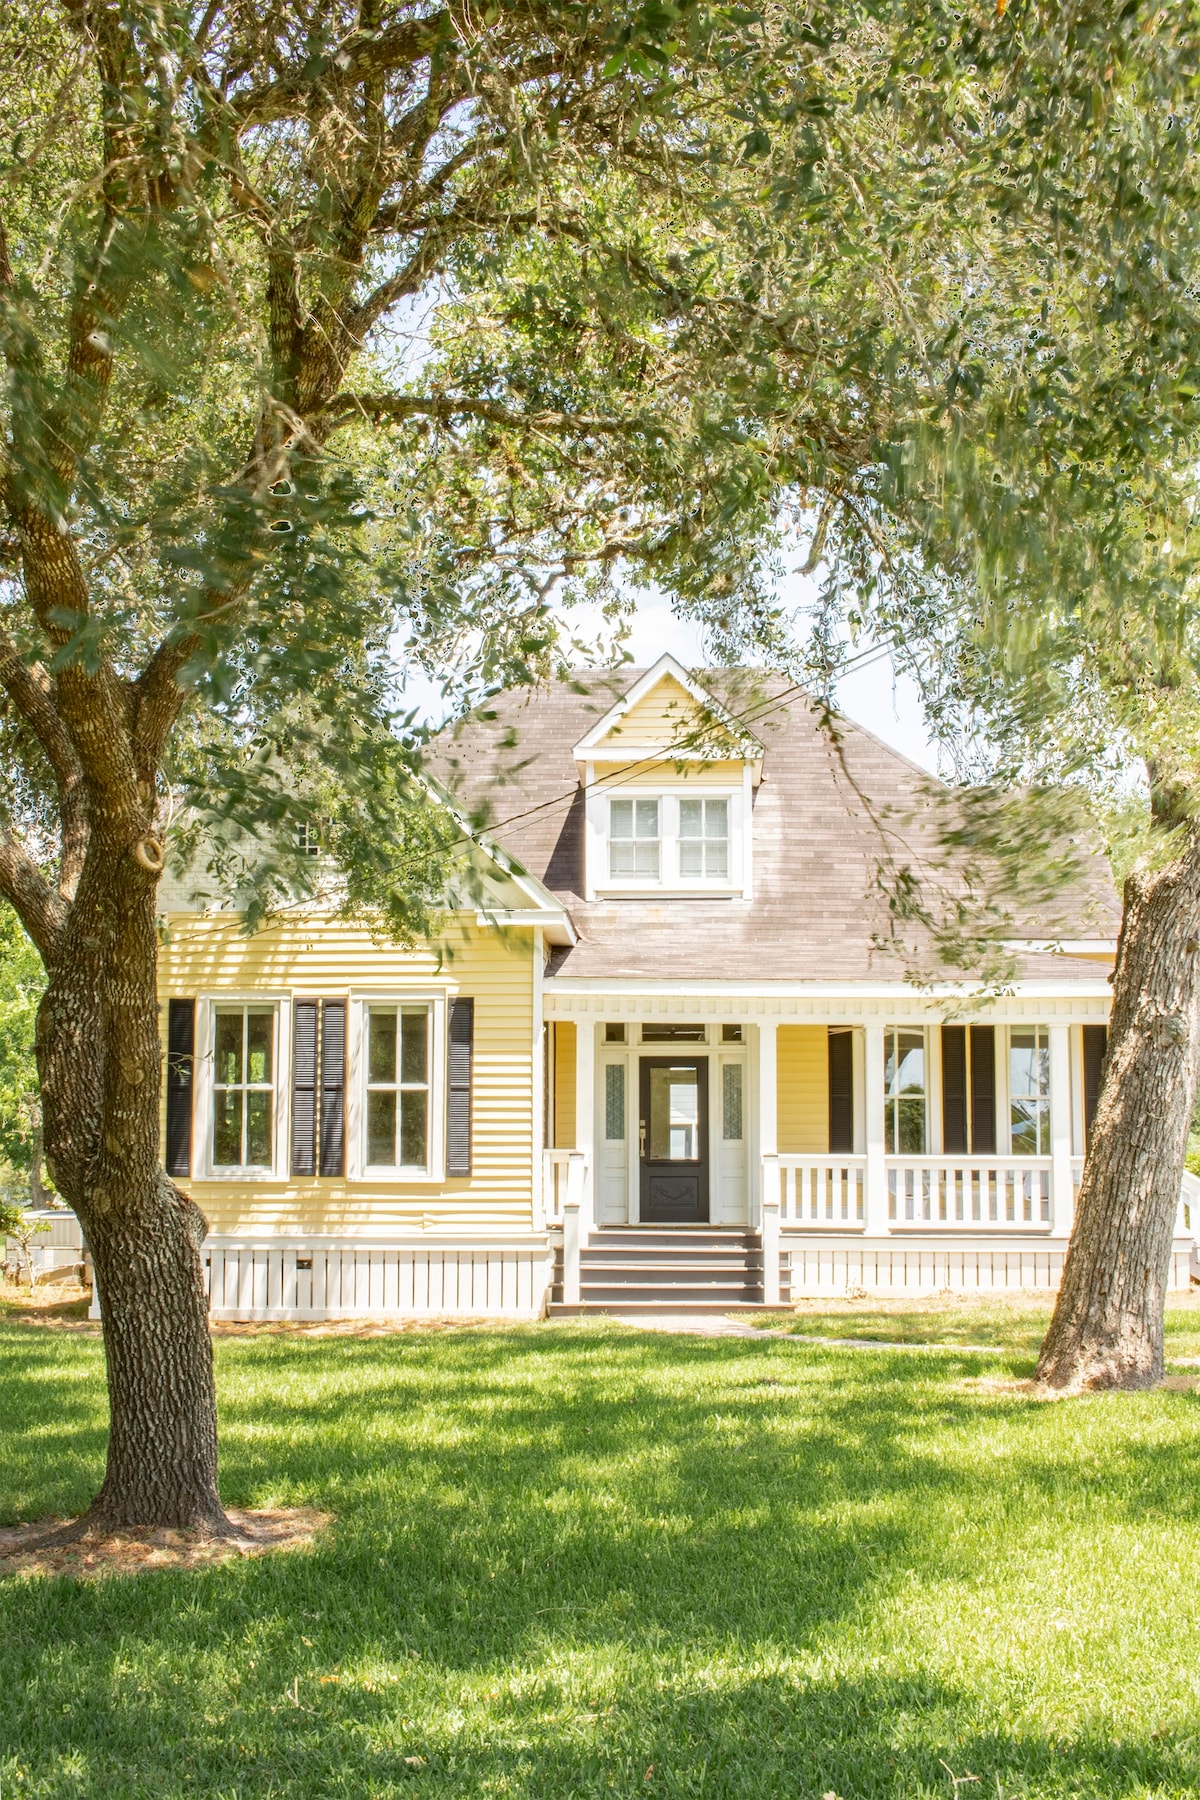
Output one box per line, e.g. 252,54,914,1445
639,1121,647,1156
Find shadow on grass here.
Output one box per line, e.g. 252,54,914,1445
3,1323,1200,1797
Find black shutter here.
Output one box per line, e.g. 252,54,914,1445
941,1025,968,1154
447,997,475,1177
969,1025,997,1154
828,1028,854,1153
1083,1025,1108,1148
291,999,319,1176
165,998,195,1177
319,1000,346,1177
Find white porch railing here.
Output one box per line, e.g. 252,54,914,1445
767,1156,867,1226
887,1157,1051,1227
543,1149,577,1226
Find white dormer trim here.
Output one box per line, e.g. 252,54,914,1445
572,654,764,775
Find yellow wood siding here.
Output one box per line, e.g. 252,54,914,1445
777,1026,829,1153
158,913,536,1233
552,1021,576,1147
609,759,745,789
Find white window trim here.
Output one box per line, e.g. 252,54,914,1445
587,785,747,899
347,991,448,1183
194,994,291,1182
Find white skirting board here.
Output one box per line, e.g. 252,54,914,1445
203,1237,555,1321
781,1235,1196,1297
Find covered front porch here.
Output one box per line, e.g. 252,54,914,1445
539,990,1196,1306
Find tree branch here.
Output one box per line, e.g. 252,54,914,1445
0,632,88,896
227,10,454,130
0,830,67,966
321,390,645,438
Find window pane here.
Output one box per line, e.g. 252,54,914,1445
367,1090,396,1165
246,1011,273,1085
722,1063,744,1141
886,1032,925,1097
215,1012,242,1086
213,1090,242,1165
610,839,637,877
369,1009,397,1083
679,799,702,837
400,1089,427,1167
897,1098,926,1154
1010,1029,1048,1099
1011,1101,1040,1157
609,799,633,839
246,1090,272,1165
401,1007,428,1084
635,800,659,838
649,1064,699,1160
605,1063,625,1140
706,799,728,838
634,840,659,877
706,840,729,878
679,839,703,877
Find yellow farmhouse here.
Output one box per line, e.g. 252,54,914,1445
152,656,1197,1321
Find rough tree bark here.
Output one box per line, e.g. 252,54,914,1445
35,838,229,1532
1036,825,1200,1391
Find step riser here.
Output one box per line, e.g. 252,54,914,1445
581,1288,763,1304
549,1302,776,1317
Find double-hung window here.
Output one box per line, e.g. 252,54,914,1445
679,798,729,879
884,1029,927,1154
365,1004,431,1171
1009,1027,1050,1155
609,798,660,880
212,1006,276,1169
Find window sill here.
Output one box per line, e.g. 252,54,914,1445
595,885,743,900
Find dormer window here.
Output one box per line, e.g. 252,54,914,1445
599,790,743,894
679,798,728,880
575,655,762,901
609,798,660,880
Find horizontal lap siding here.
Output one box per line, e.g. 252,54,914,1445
158,915,535,1235
614,759,747,789
552,1021,576,1148
777,1026,828,1154
596,676,710,750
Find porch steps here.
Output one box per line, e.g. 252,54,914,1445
548,1228,767,1314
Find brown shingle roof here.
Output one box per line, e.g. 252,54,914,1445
427,670,1119,984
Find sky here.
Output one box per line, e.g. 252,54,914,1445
404,585,941,774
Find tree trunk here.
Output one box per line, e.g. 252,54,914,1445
1036,827,1200,1391
37,852,231,1533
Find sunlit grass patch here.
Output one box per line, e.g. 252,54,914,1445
2,1315,1200,1796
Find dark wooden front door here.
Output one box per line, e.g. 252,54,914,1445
639,1056,709,1223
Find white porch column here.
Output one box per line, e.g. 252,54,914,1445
864,1023,888,1234
1048,1024,1073,1237
757,1020,777,1229
761,1193,781,1306
575,1019,596,1237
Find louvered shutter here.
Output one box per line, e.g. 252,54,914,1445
291,999,319,1176
165,998,195,1177
1082,1025,1108,1147
941,1026,968,1154
447,997,474,1177
827,1028,854,1154
969,1025,996,1154
319,1000,346,1177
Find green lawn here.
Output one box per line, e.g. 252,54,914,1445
4,1303,1200,1798
754,1292,1200,1358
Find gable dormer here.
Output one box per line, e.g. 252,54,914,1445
572,656,764,902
